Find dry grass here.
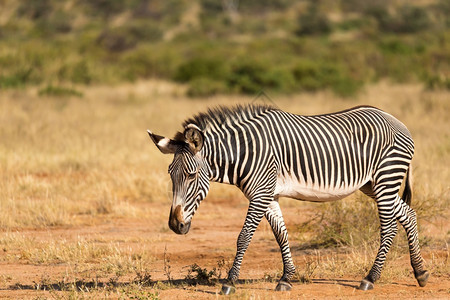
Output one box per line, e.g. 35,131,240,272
0,80,449,298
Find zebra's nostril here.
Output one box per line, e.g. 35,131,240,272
177,221,190,234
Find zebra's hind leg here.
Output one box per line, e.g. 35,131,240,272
359,191,399,290
395,197,429,287
265,201,296,291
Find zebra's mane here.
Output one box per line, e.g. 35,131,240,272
179,104,276,134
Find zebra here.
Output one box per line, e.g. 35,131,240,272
147,104,429,294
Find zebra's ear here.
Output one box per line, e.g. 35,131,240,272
184,124,204,154
147,130,183,154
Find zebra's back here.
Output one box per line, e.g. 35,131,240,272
266,106,414,201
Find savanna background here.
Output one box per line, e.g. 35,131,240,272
0,0,449,299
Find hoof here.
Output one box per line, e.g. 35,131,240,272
415,270,430,287
358,279,374,291
275,280,292,291
220,283,236,295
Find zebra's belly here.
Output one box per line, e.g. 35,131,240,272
274,177,362,202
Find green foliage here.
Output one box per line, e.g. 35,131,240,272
433,0,450,28
291,60,363,97
97,28,138,53
228,60,295,94
238,0,295,13
121,45,180,80
296,2,331,36
38,85,83,97
0,0,449,96
424,75,450,90
16,0,52,20
200,0,223,14
0,69,32,89
366,5,431,34
174,57,230,83
187,77,227,97
79,0,130,19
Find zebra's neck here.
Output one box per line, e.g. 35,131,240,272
202,129,237,185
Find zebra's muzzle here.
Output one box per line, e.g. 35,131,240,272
169,205,191,235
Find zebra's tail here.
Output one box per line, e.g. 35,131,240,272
402,165,413,206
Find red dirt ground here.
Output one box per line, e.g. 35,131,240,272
0,198,448,299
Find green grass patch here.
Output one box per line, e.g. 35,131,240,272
38,85,83,97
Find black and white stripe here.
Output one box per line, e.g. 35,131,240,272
150,104,428,292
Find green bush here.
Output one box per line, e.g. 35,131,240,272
16,0,52,20
97,28,138,52
38,85,83,97
296,2,331,36
433,0,450,28
174,57,230,83
366,5,431,34
291,60,329,91
187,77,227,97
122,45,181,80
0,0,448,97
71,61,92,84
227,60,294,94
396,5,431,33
0,68,32,89
291,60,362,96
79,0,128,19
35,10,73,36
200,0,223,15
126,20,163,42
424,74,450,90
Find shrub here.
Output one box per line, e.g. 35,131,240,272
291,60,362,96
433,0,450,28
43,11,73,35
291,60,329,91
227,61,264,94
184,263,220,286
70,61,92,84
122,45,181,80
200,0,223,15
187,77,227,97
296,2,331,36
366,5,431,34
174,57,230,83
238,0,294,13
423,74,450,90
16,0,52,20
97,28,138,52
79,0,128,19
126,20,163,42
227,59,296,94
38,85,83,97
331,76,363,97
396,5,431,33
0,68,32,89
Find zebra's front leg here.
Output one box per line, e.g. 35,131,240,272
265,201,295,291
221,200,268,295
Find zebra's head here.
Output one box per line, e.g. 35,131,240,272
147,124,210,235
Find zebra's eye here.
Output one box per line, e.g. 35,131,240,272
187,172,196,180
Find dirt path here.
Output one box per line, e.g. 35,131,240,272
0,199,448,299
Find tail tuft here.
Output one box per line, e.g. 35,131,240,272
402,165,413,206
